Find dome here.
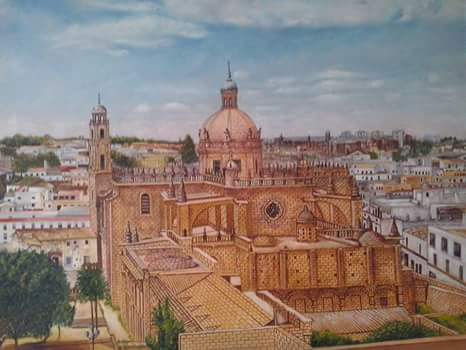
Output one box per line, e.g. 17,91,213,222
222,78,237,90
202,108,258,143
92,104,107,114
297,206,315,224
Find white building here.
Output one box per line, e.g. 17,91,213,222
401,226,429,275
16,228,97,281
0,207,90,249
4,185,54,210
427,225,465,289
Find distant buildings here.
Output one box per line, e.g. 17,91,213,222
16,227,97,273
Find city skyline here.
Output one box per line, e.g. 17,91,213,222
0,0,465,140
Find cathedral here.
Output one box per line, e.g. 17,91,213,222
89,67,414,349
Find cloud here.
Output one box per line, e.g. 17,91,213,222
266,77,295,88
233,70,249,79
162,0,463,28
369,80,384,88
50,14,207,54
76,0,158,13
316,69,362,80
162,102,189,112
428,72,440,83
134,103,152,113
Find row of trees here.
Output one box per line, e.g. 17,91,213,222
0,134,52,148
13,152,60,173
0,250,108,349
311,321,440,347
111,136,180,145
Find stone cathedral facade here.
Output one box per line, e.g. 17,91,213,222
89,69,415,349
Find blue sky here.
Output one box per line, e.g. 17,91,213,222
0,0,464,140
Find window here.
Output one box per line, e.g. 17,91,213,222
100,128,105,138
454,242,461,258
100,155,105,170
85,240,88,245
433,253,437,266
446,259,450,273
140,194,151,215
405,237,408,246
67,241,70,247
460,266,464,280
213,160,221,174
441,237,448,253
419,265,422,274
83,256,90,264
3,233,7,241
418,244,421,255
65,257,72,265
429,233,436,248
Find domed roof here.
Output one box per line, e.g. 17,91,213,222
297,205,315,224
92,104,107,114
222,78,237,90
202,108,258,143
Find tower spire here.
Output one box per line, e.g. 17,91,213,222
98,92,101,105
227,61,231,80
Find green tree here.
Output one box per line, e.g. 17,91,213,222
76,264,107,350
365,321,439,343
0,146,16,157
146,299,184,350
111,151,139,168
54,302,75,338
180,134,198,164
13,152,60,173
310,330,358,347
369,151,378,160
0,250,71,349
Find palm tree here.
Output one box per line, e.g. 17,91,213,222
75,263,107,350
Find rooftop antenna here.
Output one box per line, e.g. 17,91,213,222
227,61,232,80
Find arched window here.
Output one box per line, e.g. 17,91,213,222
141,194,150,214
100,128,105,138
100,155,105,170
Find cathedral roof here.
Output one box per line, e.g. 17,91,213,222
202,108,258,143
92,104,107,114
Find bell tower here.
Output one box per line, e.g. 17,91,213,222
88,94,112,268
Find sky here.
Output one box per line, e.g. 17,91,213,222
0,0,464,140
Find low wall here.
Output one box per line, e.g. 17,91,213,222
411,315,458,336
179,326,311,350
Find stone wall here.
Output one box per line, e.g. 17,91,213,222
427,285,466,315
245,246,400,292
179,327,311,350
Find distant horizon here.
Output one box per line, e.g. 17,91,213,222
0,0,464,139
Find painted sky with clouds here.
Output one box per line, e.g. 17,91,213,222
0,0,464,140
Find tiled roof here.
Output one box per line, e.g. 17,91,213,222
305,307,410,335
173,273,272,330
